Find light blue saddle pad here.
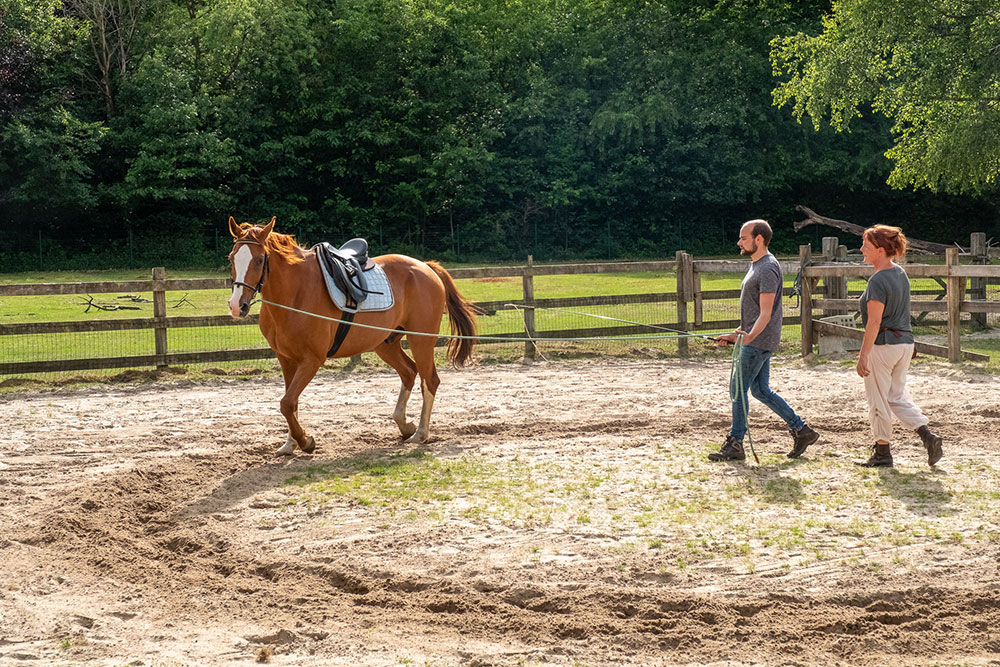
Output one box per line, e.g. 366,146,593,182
317,257,395,313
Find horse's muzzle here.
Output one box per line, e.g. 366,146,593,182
228,297,250,319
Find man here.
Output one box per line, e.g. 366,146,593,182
710,219,819,461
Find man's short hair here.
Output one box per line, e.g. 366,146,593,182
744,219,772,246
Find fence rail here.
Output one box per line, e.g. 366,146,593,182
0,256,789,375
3,237,996,375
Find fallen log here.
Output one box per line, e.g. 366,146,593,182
793,205,954,255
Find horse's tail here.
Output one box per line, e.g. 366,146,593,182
426,261,479,366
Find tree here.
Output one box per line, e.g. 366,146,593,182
0,0,104,231
771,0,1000,193
63,0,147,118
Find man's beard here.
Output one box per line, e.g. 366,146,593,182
740,241,758,256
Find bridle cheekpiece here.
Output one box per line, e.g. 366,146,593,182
231,238,269,301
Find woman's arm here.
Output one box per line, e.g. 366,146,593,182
857,299,885,378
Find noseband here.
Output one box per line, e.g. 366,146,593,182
231,238,269,300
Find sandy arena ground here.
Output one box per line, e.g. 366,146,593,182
1,356,998,666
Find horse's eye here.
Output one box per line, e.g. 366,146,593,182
255,258,263,265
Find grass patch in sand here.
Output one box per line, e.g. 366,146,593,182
279,436,1000,575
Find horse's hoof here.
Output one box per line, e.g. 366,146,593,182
276,440,295,456
299,436,316,454
406,430,429,444
399,422,417,438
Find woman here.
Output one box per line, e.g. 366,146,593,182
856,225,943,468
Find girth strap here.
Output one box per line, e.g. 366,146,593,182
327,311,356,357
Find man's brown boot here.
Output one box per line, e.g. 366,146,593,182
788,424,819,458
709,436,745,462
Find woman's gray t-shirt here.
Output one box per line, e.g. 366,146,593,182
859,264,913,345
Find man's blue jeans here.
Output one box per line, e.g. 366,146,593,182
730,345,805,442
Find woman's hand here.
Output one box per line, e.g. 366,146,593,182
856,351,870,378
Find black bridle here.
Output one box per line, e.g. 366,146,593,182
231,238,269,303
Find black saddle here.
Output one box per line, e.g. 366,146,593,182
314,238,378,307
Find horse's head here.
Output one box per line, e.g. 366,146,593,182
227,216,275,318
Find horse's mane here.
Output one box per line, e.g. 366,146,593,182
264,232,307,264
237,222,306,264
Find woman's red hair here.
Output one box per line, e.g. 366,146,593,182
863,225,908,258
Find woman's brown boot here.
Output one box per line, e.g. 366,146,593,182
859,443,893,468
916,425,943,466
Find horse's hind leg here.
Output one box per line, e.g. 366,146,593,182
407,334,441,443
275,354,323,455
374,340,418,438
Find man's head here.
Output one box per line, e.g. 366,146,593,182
738,219,772,257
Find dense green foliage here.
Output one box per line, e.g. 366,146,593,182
1,0,996,271
772,0,1000,194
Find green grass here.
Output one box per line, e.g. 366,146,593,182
284,450,543,521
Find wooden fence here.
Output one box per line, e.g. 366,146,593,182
800,238,998,362
0,256,801,376
2,239,995,375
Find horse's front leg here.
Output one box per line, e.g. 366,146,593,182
275,355,323,455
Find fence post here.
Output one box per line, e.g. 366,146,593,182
522,255,536,359
693,269,703,327
152,267,168,370
821,237,846,315
675,251,691,356
838,244,849,314
946,248,962,362
799,244,813,357
970,232,988,329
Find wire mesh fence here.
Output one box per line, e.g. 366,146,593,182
2,259,996,388
0,265,755,385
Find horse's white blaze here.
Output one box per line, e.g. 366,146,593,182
228,245,253,317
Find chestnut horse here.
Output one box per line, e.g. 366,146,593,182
227,216,478,455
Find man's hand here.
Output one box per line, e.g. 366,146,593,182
716,332,739,347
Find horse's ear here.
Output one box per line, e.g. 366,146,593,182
228,216,242,239
261,216,276,238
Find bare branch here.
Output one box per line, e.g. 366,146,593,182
65,0,146,118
